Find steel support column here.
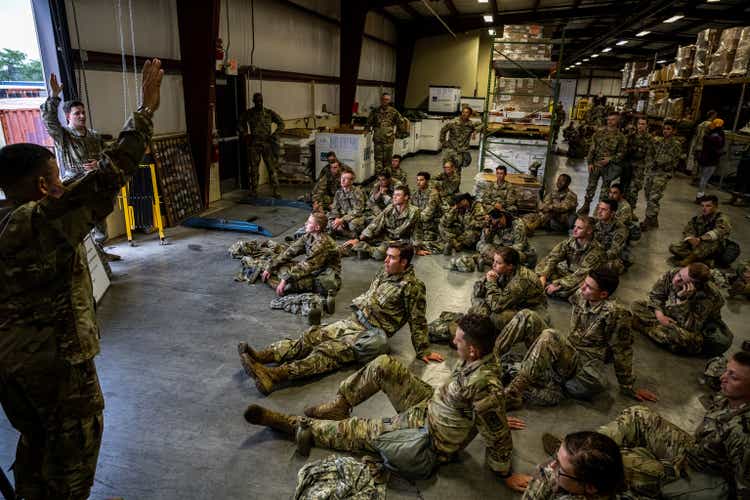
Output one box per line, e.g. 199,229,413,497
394,28,415,110
339,2,368,125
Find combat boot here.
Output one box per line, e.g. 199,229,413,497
541,433,562,456
244,404,298,435
304,394,352,420
237,342,275,364
239,354,288,395
308,305,322,326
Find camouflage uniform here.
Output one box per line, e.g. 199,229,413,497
644,136,682,223
669,212,732,263
0,110,152,498
238,106,285,196
614,198,634,225
411,184,443,252
728,259,750,298
599,398,750,498
506,289,635,406
479,181,519,214
353,204,420,260
631,268,730,356
535,238,605,298
524,188,578,233
312,169,341,210
475,217,536,267
584,104,606,128
593,219,628,275
294,455,386,500
522,462,645,499
328,186,367,237
584,128,627,209
439,202,486,252
624,130,655,210
429,266,548,344
262,267,429,380
390,168,408,187
307,353,513,476
367,184,393,216
367,106,406,175
434,170,461,198
439,118,483,169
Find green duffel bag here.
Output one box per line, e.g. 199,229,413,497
372,426,438,480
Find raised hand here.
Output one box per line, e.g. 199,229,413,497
141,59,164,112
49,73,63,98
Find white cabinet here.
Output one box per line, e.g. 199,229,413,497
315,132,373,181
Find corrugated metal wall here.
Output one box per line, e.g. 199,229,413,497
0,109,54,147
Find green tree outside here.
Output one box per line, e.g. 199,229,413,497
0,48,43,81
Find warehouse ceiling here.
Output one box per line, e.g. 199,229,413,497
371,0,750,71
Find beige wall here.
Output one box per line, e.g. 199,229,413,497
476,35,491,99
405,33,482,108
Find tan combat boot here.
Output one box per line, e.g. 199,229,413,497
239,353,289,395
304,394,352,420
504,374,530,410
237,342,275,364
244,404,298,435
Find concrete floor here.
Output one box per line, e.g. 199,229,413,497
1,150,748,499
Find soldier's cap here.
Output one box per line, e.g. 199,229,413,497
452,192,474,204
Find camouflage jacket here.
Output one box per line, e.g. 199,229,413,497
351,266,428,357
368,184,393,215
584,104,607,128
614,199,634,225
41,96,105,178
434,171,461,197
328,186,366,222
522,463,646,499
238,106,285,143
536,238,605,291
569,290,635,390
687,394,750,495
390,168,408,186
265,232,341,283
367,105,405,144
481,266,547,314
682,211,732,242
312,170,341,206
646,268,724,332
440,202,486,235
479,218,529,254
479,181,518,213
627,130,655,166
594,219,628,261
540,188,578,215
587,127,627,166
293,455,385,500
651,136,683,174
439,118,483,153
412,185,442,229
361,203,420,242
427,353,513,475
0,111,153,369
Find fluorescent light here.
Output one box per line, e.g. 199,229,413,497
707,0,720,2
583,58,590,61
591,54,600,58
616,40,629,46
483,14,493,22
663,15,684,23
575,62,582,65
657,59,667,63
478,0,489,3
488,28,496,35
601,47,612,53
636,30,651,37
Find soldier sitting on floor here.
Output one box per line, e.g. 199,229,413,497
523,174,578,234
343,184,420,260
429,247,548,345
388,154,407,186
669,194,733,267
327,166,366,238
439,192,486,256
367,171,393,216
502,267,658,409
631,263,732,357
607,183,641,243
411,171,444,255
593,199,629,274
479,165,519,214
244,314,524,484
310,155,342,211
434,159,461,198
728,259,750,298
237,241,444,395
535,215,605,299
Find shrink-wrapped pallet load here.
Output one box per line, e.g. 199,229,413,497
674,45,696,79
691,28,721,78
729,27,750,77
708,27,743,77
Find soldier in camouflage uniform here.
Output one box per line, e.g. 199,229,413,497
728,259,750,298
367,93,407,175
434,160,461,198
0,59,162,500
641,119,683,231
388,154,408,186
327,167,366,238
439,106,483,169
596,349,750,499
238,241,444,394
476,208,536,267
411,171,444,254
439,193,486,255
593,199,629,275
245,314,517,480
238,92,285,198
583,96,607,128
581,112,627,215
479,165,519,214
623,117,654,210
312,155,342,211
669,195,732,266
503,268,657,409
344,185,419,260
535,216,605,299
631,263,731,356
524,174,578,234
367,172,393,216
293,455,386,500
430,247,548,344
608,184,636,226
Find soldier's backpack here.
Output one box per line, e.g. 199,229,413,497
372,426,438,480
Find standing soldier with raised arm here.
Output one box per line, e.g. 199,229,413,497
440,106,483,170
238,92,285,199
367,92,407,176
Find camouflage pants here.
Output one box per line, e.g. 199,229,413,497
643,172,671,221
540,262,584,299
0,335,104,500
598,406,729,499
240,256,341,295
265,316,367,380
439,227,481,252
442,148,470,169
625,161,648,210
373,142,394,176
349,240,389,261
309,355,432,453
524,211,576,234
476,242,536,268
584,164,622,207
248,142,280,195
492,308,550,358
328,217,366,238
428,309,520,345
669,239,723,262
413,226,444,254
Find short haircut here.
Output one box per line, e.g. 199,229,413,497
663,119,677,128
456,313,497,357
340,165,355,176
387,240,414,265
0,143,55,195
558,173,571,187
330,160,341,168
382,92,391,97
62,100,85,114
326,151,337,158
309,211,327,228
609,183,622,192
576,215,595,231
607,111,620,118
416,171,431,181
599,198,618,212
687,262,711,285
495,165,507,174
453,192,473,205
589,266,619,296
564,431,625,496
443,159,455,168
394,184,410,197
732,350,750,368
378,171,391,179
462,105,473,114
699,194,718,205
495,247,520,268
392,154,402,161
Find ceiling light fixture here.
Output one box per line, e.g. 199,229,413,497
478,0,489,3
601,47,612,53
483,14,493,22
636,30,651,36
616,40,629,46
591,54,600,58
583,58,590,61
663,14,684,23
575,62,582,65
706,0,720,2
657,59,667,63
488,28,496,35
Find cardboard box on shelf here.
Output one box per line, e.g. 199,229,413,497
691,28,721,79
729,27,750,77
674,45,696,79
708,27,743,77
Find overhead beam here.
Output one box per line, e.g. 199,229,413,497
400,2,421,19
374,7,401,25
490,0,499,19
340,1,369,125
444,0,459,17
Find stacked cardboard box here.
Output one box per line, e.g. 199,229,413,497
494,25,551,61
691,28,721,78
708,27,743,77
674,45,696,79
278,130,315,183
730,27,750,76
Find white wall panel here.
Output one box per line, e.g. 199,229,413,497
359,39,396,82
356,86,395,114
365,11,397,44
65,0,180,59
